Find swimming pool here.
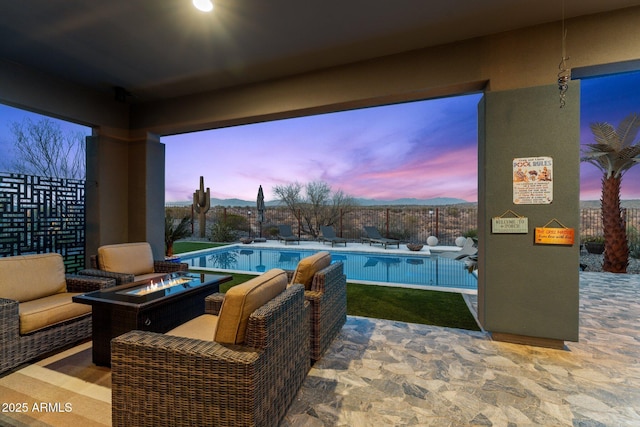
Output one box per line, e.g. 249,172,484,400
179,245,477,292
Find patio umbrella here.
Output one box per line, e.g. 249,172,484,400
257,185,265,237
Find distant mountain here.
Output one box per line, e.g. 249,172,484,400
166,196,472,207
353,197,471,206
166,198,257,207
213,198,256,207
580,199,640,208
167,197,640,208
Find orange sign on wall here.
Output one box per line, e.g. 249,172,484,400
534,227,575,245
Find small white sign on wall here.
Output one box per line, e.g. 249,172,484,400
513,156,553,204
492,217,529,234
491,209,528,234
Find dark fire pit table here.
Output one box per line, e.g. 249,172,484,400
73,271,232,366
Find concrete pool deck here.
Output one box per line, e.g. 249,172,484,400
181,239,466,257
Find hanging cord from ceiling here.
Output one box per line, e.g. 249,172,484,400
557,0,570,108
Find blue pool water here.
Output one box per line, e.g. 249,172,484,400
179,246,477,291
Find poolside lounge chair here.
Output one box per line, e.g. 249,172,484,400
278,224,300,245
319,225,347,247
439,237,478,260
362,226,400,249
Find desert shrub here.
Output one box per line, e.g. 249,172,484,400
165,206,191,219
463,228,478,239
165,215,192,255
224,213,250,233
628,226,640,259
405,215,419,228
265,226,280,238
210,222,237,242
388,228,410,241
446,207,460,217
629,242,640,259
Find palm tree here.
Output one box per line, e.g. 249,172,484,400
165,215,192,257
581,113,640,273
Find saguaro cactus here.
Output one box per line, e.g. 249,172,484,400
193,176,211,238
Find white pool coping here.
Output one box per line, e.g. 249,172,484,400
181,239,464,256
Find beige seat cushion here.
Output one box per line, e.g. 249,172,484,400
0,253,67,303
166,314,219,341
290,251,331,290
98,242,154,275
19,293,91,334
214,269,287,345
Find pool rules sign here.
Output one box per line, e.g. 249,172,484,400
512,157,553,204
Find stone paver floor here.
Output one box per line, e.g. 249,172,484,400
283,272,640,426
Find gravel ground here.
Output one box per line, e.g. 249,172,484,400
580,252,640,274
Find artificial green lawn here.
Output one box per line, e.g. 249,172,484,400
347,283,480,331
173,241,227,254
174,241,480,331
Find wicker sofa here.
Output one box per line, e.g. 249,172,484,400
78,242,188,285
111,269,309,427
0,253,115,374
286,251,347,361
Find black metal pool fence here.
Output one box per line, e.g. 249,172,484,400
167,205,640,248
1,169,637,270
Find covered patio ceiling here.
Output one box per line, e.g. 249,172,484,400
2,0,640,104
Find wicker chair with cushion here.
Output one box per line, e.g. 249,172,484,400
111,269,309,427
286,251,347,361
0,253,115,374
78,242,188,285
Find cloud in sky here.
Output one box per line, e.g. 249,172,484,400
164,93,483,202
165,70,640,203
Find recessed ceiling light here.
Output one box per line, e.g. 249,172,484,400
193,0,214,12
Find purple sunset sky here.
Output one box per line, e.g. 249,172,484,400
0,71,639,203
163,70,640,202
164,94,481,202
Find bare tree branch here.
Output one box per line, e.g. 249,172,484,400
273,180,358,238
6,117,86,179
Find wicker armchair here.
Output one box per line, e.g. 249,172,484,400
286,252,347,361
0,253,116,374
78,242,188,285
111,271,309,427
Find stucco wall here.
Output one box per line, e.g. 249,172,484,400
478,84,580,343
